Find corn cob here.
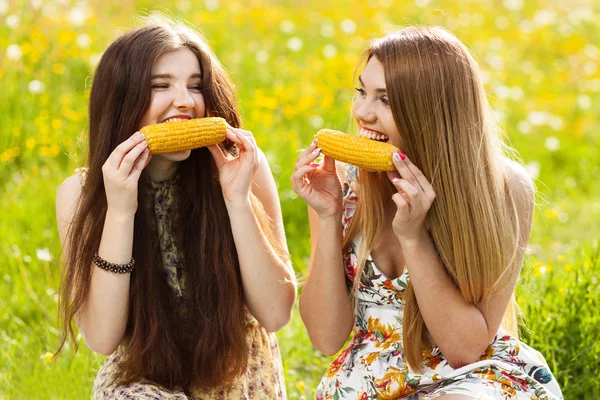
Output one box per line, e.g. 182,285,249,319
315,129,400,171
141,117,227,154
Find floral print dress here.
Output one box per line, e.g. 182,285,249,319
76,169,286,399
316,164,563,400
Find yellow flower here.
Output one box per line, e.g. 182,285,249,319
374,366,416,399
365,351,380,365
41,352,54,363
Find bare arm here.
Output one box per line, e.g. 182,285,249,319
390,155,534,368
291,143,354,355
299,207,354,356
56,133,150,355
226,148,296,332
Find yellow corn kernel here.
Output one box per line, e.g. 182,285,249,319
315,129,400,171
141,117,227,154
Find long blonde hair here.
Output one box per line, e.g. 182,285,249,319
342,27,522,372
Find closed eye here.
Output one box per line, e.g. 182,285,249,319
355,87,366,96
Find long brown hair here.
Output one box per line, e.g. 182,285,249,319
56,15,282,391
342,27,522,372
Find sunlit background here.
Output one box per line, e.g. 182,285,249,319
1,0,599,398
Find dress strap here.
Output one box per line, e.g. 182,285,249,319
75,167,88,187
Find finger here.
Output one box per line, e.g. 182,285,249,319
294,146,321,170
392,151,423,192
128,148,151,181
207,144,228,168
118,140,148,177
391,178,418,209
235,130,257,173
291,164,318,194
322,155,336,172
402,155,436,202
107,132,145,168
297,138,319,159
226,128,242,145
391,192,410,210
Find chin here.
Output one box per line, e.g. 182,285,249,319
159,150,192,162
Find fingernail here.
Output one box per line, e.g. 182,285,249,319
392,177,400,183
399,152,406,160
311,139,317,147
310,163,319,167
393,152,401,162
312,148,321,155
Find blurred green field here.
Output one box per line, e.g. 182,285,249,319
1,0,599,399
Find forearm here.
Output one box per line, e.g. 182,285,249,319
401,229,491,367
78,210,133,355
225,198,296,332
299,216,354,356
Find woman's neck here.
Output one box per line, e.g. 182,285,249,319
146,157,180,182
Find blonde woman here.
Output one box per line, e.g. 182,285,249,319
292,27,563,399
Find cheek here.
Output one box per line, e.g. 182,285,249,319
194,94,206,117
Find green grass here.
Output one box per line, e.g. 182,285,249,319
1,0,599,398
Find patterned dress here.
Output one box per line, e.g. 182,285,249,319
76,169,286,399
316,164,563,400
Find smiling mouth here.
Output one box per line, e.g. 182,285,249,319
359,128,389,142
161,116,192,123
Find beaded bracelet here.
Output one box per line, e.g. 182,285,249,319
93,251,135,274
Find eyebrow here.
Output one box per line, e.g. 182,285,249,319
150,73,202,80
358,75,387,94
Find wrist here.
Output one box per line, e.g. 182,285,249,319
106,208,136,223
397,226,431,247
224,196,252,211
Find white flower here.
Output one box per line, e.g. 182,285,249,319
5,14,19,28
205,0,218,11
28,80,46,94
69,6,88,26
544,136,560,151
323,45,337,59
6,44,22,61
36,248,53,262
0,0,8,15
89,53,101,67
309,115,324,129
320,24,334,38
279,20,295,34
255,50,268,64
415,0,431,7
517,120,531,135
340,19,356,34
578,95,591,110
76,34,91,48
503,0,523,11
287,37,303,52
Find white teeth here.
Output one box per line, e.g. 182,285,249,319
360,128,389,141
163,117,187,123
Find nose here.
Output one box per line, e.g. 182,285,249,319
173,86,194,110
352,97,376,125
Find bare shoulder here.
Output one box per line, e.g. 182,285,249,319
502,158,535,217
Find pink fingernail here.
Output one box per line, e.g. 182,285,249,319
399,151,406,160
312,148,321,155
311,139,317,147
310,163,319,167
